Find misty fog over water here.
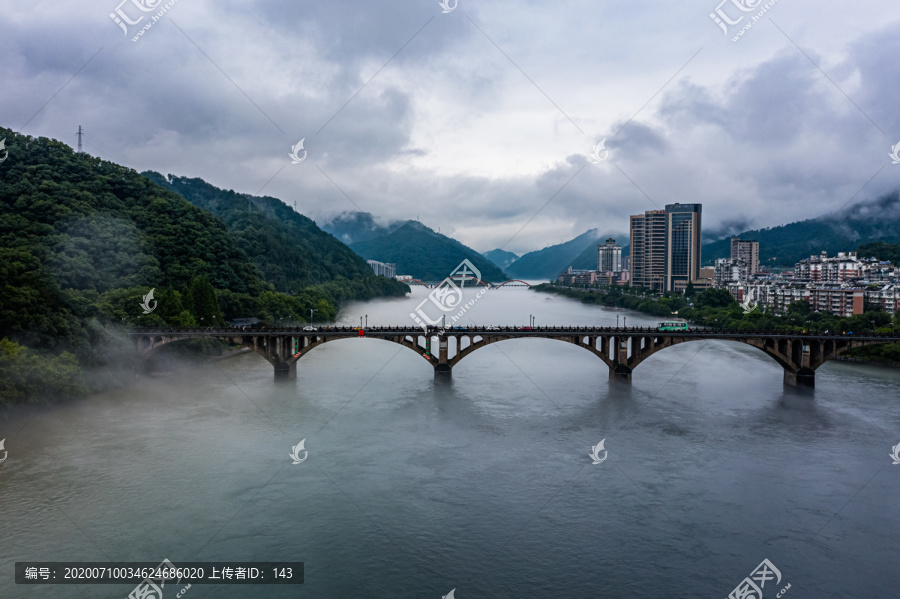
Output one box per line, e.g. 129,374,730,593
1,286,899,598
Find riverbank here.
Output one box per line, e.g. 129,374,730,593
533,282,900,368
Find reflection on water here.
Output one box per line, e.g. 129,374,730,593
1,286,899,598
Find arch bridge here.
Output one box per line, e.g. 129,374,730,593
130,326,900,388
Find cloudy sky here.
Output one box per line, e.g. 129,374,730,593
4,0,900,255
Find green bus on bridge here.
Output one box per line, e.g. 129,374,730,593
657,320,689,331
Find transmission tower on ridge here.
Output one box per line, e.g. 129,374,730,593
76,126,83,153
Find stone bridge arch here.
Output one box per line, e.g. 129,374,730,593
132,328,899,387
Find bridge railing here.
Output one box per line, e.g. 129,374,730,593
127,326,900,339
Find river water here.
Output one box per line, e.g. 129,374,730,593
1,285,899,598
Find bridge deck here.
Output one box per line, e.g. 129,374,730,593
130,326,900,343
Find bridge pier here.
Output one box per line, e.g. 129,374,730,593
609,364,632,383
783,368,815,388
434,364,452,376
273,361,297,382
435,337,452,376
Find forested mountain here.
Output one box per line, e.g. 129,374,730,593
0,129,267,348
701,192,900,267
318,211,403,245
483,249,519,270
350,220,507,281
0,128,407,406
858,241,900,265
505,229,603,279
143,173,397,294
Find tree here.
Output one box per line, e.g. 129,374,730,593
684,281,696,297
786,300,811,316
695,288,736,309
185,275,225,326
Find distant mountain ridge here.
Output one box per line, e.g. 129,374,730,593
320,213,507,281
504,229,604,279
701,191,900,267
483,249,519,270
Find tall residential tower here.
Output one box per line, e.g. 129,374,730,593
597,238,623,273
629,203,702,293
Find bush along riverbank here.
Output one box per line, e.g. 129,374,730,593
532,283,900,366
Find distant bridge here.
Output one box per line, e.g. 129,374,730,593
404,279,531,288
130,326,900,387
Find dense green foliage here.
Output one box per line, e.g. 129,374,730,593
143,173,398,293
504,229,601,279
319,211,402,245
350,221,507,281
702,191,900,266
0,128,409,407
857,241,900,266
535,283,900,363
0,338,86,407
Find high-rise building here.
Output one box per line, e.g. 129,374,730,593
597,238,622,273
629,204,703,293
629,209,667,292
664,203,702,293
730,238,760,275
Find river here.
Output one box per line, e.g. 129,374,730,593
1,284,899,598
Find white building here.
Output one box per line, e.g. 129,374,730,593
727,281,865,317
714,258,750,286
367,260,396,278
597,238,622,273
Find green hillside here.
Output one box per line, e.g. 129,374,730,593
856,241,900,266
350,221,507,281
483,248,519,270
702,192,900,267
505,229,602,279
143,173,404,295
0,127,407,407
318,211,401,245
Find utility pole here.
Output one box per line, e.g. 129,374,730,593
76,126,83,153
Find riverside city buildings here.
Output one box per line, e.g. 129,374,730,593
724,251,900,317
